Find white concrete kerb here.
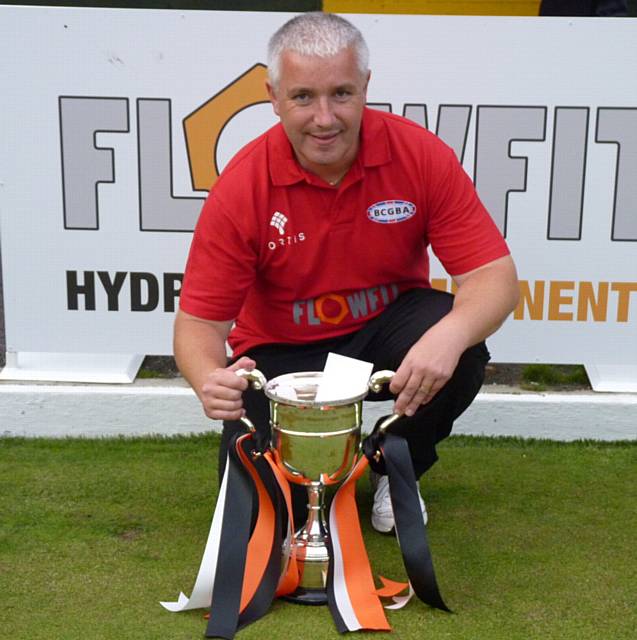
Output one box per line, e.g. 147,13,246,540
1,381,635,441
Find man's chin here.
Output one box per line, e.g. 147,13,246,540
304,148,344,167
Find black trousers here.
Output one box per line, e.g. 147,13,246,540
219,288,490,485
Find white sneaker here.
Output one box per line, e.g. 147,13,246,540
370,472,428,533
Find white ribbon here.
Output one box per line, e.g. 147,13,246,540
159,455,230,612
384,584,415,610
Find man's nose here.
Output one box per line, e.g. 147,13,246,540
313,97,336,128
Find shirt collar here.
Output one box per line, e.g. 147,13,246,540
359,107,392,168
267,107,392,187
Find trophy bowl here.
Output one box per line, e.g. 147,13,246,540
237,368,396,605
266,371,364,486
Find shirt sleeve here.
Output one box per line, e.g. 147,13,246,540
425,144,510,276
179,191,257,321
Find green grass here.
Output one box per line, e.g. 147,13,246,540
135,367,174,379
521,364,590,391
1,435,635,639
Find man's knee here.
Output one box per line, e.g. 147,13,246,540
446,341,490,420
457,341,490,381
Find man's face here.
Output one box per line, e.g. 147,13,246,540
267,47,370,182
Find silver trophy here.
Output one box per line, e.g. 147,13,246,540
236,368,397,605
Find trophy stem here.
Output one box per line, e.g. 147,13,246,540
298,484,328,544
282,483,330,605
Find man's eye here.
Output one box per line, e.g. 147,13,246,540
293,93,310,103
335,89,352,100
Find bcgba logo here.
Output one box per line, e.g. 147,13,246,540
367,200,416,224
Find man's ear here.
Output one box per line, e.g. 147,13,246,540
266,81,280,116
363,70,371,100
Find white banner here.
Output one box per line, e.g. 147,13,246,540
1,8,635,366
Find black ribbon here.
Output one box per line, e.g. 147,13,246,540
363,430,451,613
204,434,284,638
234,445,285,630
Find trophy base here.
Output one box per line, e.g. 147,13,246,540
281,542,329,606
281,587,328,606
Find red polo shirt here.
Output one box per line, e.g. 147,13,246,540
180,108,509,356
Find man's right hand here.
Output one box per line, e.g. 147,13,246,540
199,356,256,421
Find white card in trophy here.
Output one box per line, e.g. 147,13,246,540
315,353,374,403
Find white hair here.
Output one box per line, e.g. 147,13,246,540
267,12,369,88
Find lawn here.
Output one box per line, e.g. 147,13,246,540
0,434,635,639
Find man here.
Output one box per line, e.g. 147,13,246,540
174,12,519,533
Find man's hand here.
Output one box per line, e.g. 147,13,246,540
199,356,256,421
390,321,468,416
388,255,519,417
174,311,253,421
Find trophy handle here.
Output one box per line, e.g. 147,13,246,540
368,370,402,434
235,368,267,433
368,369,395,393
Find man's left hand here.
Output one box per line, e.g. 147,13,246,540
389,321,469,417
389,256,519,417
